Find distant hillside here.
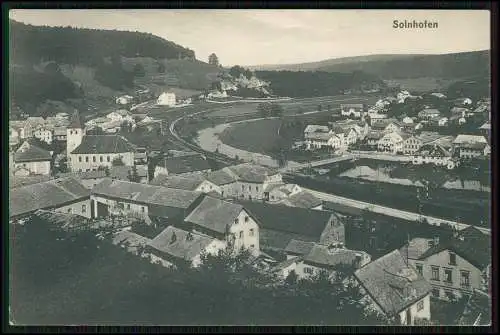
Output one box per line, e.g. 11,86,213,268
9,20,221,116
248,51,490,80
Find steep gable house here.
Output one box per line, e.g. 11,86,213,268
9,177,91,220
354,249,432,325
240,202,345,254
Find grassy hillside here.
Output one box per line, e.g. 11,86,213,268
248,51,490,80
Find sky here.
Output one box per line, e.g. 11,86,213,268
9,9,490,66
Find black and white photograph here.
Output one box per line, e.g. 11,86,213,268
7,8,492,326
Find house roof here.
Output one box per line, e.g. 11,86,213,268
418,237,490,271
457,142,489,150
416,143,452,157
9,177,90,218
366,131,384,140
150,174,206,191
71,135,136,154
260,229,318,251
304,245,369,268
56,170,107,180
273,256,303,271
9,175,52,189
226,163,279,183
354,249,432,315
459,289,491,326
206,169,239,186
304,125,329,133
148,226,215,262
240,201,336,238
341,103,364,108
413,131,445,144
184,196,245,234
68,111,82,129
92,178,201,209
108,165,148,180
307,132,335,141
399,238,433,260
158,155,211,175
453,134,487,144
112,230,152,254
14,141,52,163
282,191,322,209
418,109,441,117
479,122,491,130
284,239,316,256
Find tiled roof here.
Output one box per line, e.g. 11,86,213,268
148,226,215,262
304,125,329,133
273,256,303,271
260,229,317,251
399,238,433,260
9,175,52,189
240,201,335,238
418,237,490,271
150,174,205,191
307,132,335,141
71,135,136,154
304,245,369,268
284,239,316,256
184,196,245,234
14,141,52,163
226,163,280,183
206,169,238,186
282,191,322,209
457,142,489,150
341,104,364,108
9,177,90,218
56,170,107,180
92,178,201,209
366,131,384,140
354,249,432,315
158,154,211,175
453,135,487,144
112,230,152,254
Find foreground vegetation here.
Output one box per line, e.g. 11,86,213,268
10,217,390,325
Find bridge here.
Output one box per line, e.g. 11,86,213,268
279,154,354,173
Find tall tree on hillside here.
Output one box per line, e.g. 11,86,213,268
208,53,219,67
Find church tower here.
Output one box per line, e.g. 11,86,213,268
66,111,83,162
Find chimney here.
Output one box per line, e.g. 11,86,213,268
170,232,177,244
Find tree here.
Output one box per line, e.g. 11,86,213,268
112,156,125,166
208,53,219,67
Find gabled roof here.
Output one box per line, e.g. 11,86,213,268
112,230,152,254
304,125,329,133
416,143,452,157
150,174,206,191
260,229,317,251
9,177,90,218
148,226,215,262
157,154,211,175
453,134,487,144
14,141,52,163
341,103,364,108
418,237,490,271
226,163,280,183
399,238,433,260
33,209,90,232
307,132,335,141
206,169,239,186
71,135,136,154
284,239,316,256
366,131,384,140
9,175,52,189
92,178,201,209
240,201,336,238
304,245,369,269
354,249,432,315
184,196,245,234
281,191,323,209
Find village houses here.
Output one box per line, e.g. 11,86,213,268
400,227,491,301
377,132,409,155
340,103,365,118
452,135,490,159
157,91,177,107
411,143,459,170
12,140,52,176
66,112,136,172
354,249,432,325
9,177,91,221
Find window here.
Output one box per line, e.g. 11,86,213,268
79,157,82,162
444,269,453,283
234,218,238,225
100,156,103,162
141,206,145,213
428,240,434,248
127,204,131,210
107,156,110,162
449,253,457,266
82,205,87,213
460,271,470,288
432,288,440,297
415,264,423,276
431,266,440,281
93,156,96,162
244,216,249,223
250,244,255,249
239,231,244,238
304,267,314,274
249,228,254,237
417,300,424,311
85,156,89,162
256,186,259,192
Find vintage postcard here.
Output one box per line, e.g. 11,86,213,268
8,9,491,326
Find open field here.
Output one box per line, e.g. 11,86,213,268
219,118,282,154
